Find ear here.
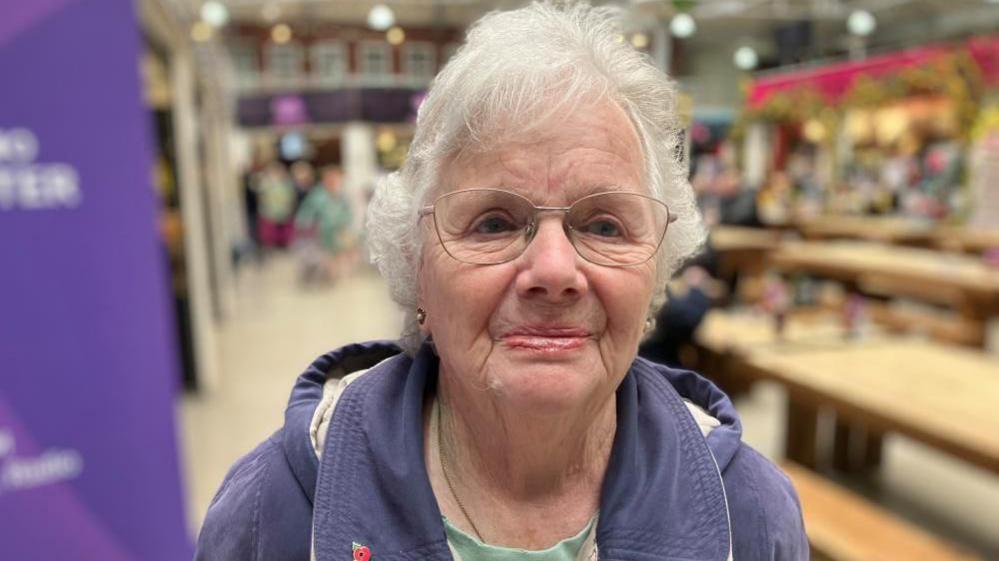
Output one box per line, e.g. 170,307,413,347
416,307,431,338
416,268,430,337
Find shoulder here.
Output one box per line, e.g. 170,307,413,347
722,444,809,561
194,343,406,561
194,431,313,561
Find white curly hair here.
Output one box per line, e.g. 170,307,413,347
366,0,706,354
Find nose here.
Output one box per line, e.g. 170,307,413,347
514,216,588,304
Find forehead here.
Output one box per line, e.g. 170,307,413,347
440,99,646,202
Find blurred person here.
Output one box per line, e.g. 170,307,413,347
878,141,918,214
712,168,759,226
639,263,724,368
786,149,822,219
294,166,354,285
694,142,759,227
691,153,723,224
240,157,264,264
757,170,794,225
195,3,807,561
290,159,317,210
257,162,297,250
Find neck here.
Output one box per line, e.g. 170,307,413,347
430,383,614,549
434,375,617,504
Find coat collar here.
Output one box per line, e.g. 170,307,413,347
311,343,732,561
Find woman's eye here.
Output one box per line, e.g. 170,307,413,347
473,215,517,234
581,219,623,238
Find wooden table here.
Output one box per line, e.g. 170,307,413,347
794,215,936,246
708,226,782,303
770,241,999,346
710,225,782,254
696,309,999,474
933,226,999,256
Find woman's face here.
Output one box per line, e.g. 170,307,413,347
418,100,657,413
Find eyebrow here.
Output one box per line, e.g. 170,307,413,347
500,183,630,203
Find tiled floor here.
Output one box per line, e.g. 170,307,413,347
179,256,999,557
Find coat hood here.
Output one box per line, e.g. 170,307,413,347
279,341,745,561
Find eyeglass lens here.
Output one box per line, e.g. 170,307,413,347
432,189,670,266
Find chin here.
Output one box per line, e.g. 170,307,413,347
488,362,607,414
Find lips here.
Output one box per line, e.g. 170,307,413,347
500,326,592,352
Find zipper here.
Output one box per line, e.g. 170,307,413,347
707,446,734,561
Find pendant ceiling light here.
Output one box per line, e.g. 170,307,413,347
669,13,696,39
200,1,229,28
847,10,877,36
368,4,396,31
734,46,758,70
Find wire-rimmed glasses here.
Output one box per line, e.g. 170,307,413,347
418,188,675,267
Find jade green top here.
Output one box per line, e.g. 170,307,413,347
443,516,596,561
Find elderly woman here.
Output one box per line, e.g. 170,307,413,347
196,3,807,560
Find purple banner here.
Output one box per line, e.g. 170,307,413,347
237,88,425,127
0,1,192,559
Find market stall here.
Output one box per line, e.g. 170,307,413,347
736,36,999,226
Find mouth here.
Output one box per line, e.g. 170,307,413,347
500,326,592,353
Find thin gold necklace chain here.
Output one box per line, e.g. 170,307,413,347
437,402,486,543
436,402,601,559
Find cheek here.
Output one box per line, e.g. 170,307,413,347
419,248,453,324
597,267,656,339
420,247,510,339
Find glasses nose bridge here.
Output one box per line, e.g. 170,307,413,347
531,204,572,222
524,204,575,247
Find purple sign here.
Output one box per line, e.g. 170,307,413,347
238,89,426,127
271,94,310,126
0,1,192,559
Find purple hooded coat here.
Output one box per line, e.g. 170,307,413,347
195,341,808,561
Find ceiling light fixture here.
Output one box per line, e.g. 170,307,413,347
670,13,696,39
387,26,406,46
368,4,395,31
271,23,292,44
200,1,229,28
847,10,877,37
733,46,758,70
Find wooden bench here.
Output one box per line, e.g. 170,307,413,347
781,463,985,561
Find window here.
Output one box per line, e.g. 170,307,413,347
402,42,436,79
266,42,304,81
230,43,259,87
358,41,391,77
311,41,347,84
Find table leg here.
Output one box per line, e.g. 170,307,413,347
861,427,883,472
832,419,884,473
832,417,853,472
957,298,988,349
786,400,819,468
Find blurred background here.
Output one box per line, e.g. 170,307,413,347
3,0,999,559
